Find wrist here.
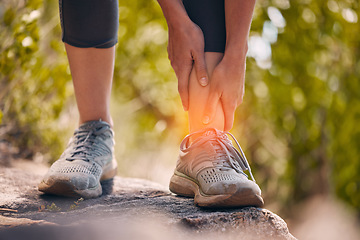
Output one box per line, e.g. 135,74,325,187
157,0,192,30
223,41,248,63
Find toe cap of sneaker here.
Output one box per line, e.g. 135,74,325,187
41,172,98,190
201,175,261,196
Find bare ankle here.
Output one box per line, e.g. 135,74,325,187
79,116,113,128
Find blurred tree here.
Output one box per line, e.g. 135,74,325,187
113,0,182,138
1,0,359,216
240,0,360,215
0,0,72,158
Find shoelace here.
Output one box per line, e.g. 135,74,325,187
66,125,111,162
182,128,256,182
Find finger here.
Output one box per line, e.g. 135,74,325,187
176,64,192,111
203,90,219,125
222,98,237,131
193,50,208,87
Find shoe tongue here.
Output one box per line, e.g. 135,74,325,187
189,129,214,145
210,138,222,153
200,129,223,151
203,129,217,137
203,130,231,153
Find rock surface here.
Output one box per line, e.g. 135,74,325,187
0,162,296,240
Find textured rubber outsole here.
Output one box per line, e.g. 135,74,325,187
169,173,264,208
38,159,117,199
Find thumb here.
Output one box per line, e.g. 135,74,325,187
193,51,208,87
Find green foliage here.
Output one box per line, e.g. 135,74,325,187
68,197,84,211
46,202,61,212
240,0,360,214
0,0,72,159
1,0,359,216
38,202,61,212
113,0,181,128
111,0,360,214
111,0,187,173
38,198,84,212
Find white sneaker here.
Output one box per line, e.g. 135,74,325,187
38,120,117,198
169,128,264,208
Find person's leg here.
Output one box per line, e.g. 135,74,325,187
38,0,119,198
184,0,226,134
188,52,225,133
39,44,117,198
172,52,264,206
170,0,263,208
59,0,119,126
65,44,115,127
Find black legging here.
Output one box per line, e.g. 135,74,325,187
59,0,226,52
183,0,226,52
59,0,119,48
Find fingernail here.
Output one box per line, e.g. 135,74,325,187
203,116,210,124
199,77,207,86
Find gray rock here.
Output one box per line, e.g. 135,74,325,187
0,164,296,240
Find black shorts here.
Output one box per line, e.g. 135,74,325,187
183,0,226,53
59,0,119,48
59,0,226,52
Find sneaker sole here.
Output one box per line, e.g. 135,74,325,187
169,173,264,208
38,159,117,199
